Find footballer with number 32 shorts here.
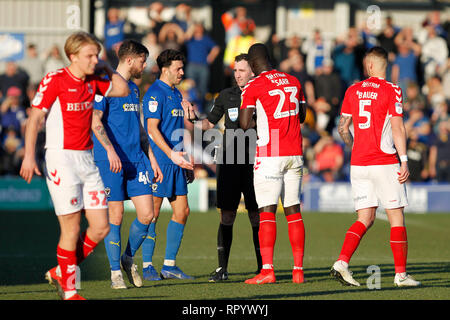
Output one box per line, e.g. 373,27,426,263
240,43,307,285
330,46,421,288
19,32,130,300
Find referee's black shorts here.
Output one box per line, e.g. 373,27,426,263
216,163,258,212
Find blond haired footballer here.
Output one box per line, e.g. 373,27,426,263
20,32,129,300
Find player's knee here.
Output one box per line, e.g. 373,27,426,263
221,211,236,225
137,211,154,225
91,223,110,241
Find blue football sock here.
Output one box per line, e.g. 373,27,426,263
125,218,149,258
142,222,157,264
164,220,185,263
104,223,121,271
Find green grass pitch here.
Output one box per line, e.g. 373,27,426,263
0,209,449,301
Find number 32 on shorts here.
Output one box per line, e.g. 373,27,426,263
89,190,107,207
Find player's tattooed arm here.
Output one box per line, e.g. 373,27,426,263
92,109,113,147
338,115,353,148
92,109,122,173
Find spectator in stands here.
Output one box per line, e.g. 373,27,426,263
223,20,256,74
147,1,166,37
105,7,125,51
302,29,333,76
431,100,448,136
441,58,450,101
184,22,220,112
142,31,162,81
423,75,445,112
19,44,44,87
0,61,29,106
377,23,397,81
392,28,421,93
314,59,341,110
428,119,450,182
221,6,255,44
104,7,125,68
404,82,426,114
314,58,341,133
43,45,65,74
0,86,26,139
405,108,432,145
279,34,303,63
406,129,429,182
265,32,283,68
0,126,24,176
312,135,344,182
281,50,315,107
385,15,401,35
421,25,448,80
333,29,362,90
171,3,193,32
158,22,185,51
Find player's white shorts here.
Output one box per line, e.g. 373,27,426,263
253,155,303,208
45,149,107,216
350,164,408,211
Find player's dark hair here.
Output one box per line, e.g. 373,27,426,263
118,39,149,61
156,49,186,71
247,43,272,75
235,53,249,63
364,46,388,63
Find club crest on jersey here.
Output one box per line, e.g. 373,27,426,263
134,88,139,99
87,83,93,94
148,100,158,112
228,107,239,122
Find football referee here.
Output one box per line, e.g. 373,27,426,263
192,54,262,282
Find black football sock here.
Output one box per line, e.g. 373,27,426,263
252,225,262,271
217,223,233,271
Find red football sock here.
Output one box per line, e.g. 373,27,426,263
76,231,98,264
390,226,408,273
338,221,367,263
286,212,305,269
258,212,277,269
57,246,77,293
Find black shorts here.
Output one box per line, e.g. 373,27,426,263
216,163,258,212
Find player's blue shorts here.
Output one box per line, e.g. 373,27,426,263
96,157,154,201
151,164,187,198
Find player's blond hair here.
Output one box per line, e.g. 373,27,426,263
64,31,101,60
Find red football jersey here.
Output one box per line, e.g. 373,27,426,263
240,70,305,157
340,76,404,166
32,68,112,150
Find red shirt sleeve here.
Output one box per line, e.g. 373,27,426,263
340,87,352,117
240,79,258,110
31,71,61,112
388,85,404,118
92,75,112,97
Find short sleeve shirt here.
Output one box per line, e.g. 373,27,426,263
31,67,112,150
240,70,305,158
142,79,185,165
92,80,143,162
340,76,404,166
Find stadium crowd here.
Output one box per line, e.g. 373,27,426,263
0,2,449,184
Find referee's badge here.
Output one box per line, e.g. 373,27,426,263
228,107,239,122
